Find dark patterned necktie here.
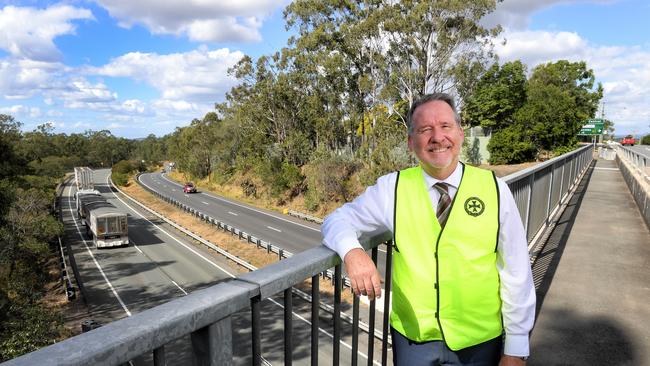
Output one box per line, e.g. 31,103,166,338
434,182,452,228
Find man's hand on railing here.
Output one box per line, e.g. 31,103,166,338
343,248,383,299
499,355,526,366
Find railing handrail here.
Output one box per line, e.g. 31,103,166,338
3,146,594,366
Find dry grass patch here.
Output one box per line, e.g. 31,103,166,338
120,178,356,304
42,256,89,339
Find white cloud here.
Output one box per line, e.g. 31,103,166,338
484,0,615,30
88,47,244,102
0,5,94,61
495,30,589,67
59,79,117,109
94,0,286,42
73,121,92,129
107,122,126,129
0,58,64,99
0,104,41,118
47,120,66,128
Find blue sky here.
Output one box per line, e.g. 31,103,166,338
0,0,648,138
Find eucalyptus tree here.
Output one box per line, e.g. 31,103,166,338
379,0,501,122
284,0,501,142
463,60,527,130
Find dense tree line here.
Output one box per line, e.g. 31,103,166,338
0,115,138,360
145,0,602,210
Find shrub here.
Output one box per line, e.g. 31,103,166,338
487,126,536,164
304,147,360,211
641,135,650,145
112,172,128,186
112,160,135,175
553,145,577,157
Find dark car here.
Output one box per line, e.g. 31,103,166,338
183,182,197,193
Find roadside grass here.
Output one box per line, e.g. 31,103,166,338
120,178,355,304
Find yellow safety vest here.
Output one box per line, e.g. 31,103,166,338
390,164,502,350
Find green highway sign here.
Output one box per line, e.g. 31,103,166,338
579,118,604,135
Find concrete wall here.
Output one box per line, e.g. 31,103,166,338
615,149,650,230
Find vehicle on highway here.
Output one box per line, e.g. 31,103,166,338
621,135,635,146
74,166,94,191
76,190,102,221
183,182,197,193
76,191,129,248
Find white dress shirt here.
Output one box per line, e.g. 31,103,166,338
322,162,536,357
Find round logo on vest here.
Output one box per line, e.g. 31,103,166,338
464,197,485,217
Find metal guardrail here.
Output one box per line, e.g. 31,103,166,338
287,209,323,224
3,145,594,366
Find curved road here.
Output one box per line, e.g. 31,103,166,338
139,172,390,271
65,169,384,365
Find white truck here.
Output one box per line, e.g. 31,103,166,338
74,167,95,191
76,191,129,248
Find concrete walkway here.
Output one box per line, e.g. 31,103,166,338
529,158,650,366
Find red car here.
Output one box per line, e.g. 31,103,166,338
183,182,197,193
621,135,635,146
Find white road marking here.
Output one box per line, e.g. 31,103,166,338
66,186,132,317
171,281,188,295
267,296,382,366
267,226,282,233
132,173,385,364
595,167,619,171
155,173,321,232
107,175,237,278
133,245,143,254
201,201,210,205
228,211,238,216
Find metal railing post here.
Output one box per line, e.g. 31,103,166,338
311,275,320,366
153,346,165,366
382,241,394,366
252,297,262,366
191,317,233,366
333,265,342,366
546,165,555,225
284,288,293,366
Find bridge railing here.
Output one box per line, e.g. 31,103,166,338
505,144,593,244
3,146,594,366
615,145,650,229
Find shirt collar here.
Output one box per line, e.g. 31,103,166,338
422,162,463,190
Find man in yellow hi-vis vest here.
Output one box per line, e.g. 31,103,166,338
322,93,535,366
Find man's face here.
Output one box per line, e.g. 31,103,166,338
407,100,464,179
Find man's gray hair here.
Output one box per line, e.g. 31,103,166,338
407,93,461,135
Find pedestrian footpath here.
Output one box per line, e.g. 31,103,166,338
529,158,650,366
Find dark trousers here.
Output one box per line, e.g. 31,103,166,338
391,327,502,366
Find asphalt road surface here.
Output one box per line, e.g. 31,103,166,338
64,169,388,365
139,171,391,276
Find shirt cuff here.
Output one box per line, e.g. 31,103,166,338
503,333,530,357
326,231,362,260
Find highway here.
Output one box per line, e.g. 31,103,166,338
65,169,385,365
139,172,323,254
138,171,391,276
